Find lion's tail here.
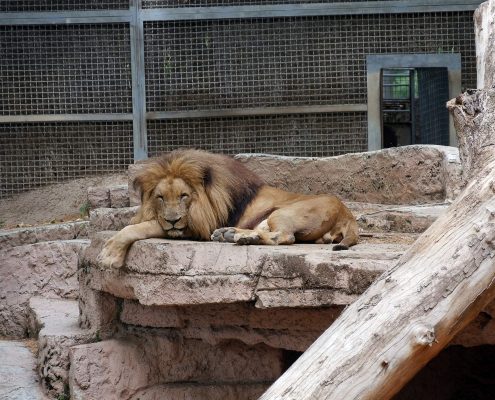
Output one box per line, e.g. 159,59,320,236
333,219,359,251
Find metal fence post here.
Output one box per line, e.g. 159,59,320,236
130,0,148,161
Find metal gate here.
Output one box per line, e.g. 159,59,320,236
0,1,480,197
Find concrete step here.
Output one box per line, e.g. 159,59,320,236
350,202,449,233
83,231,414,310
0,220,89,251
0,239,90,338
88,206,138,234
0,340,47,400
28,296,94,399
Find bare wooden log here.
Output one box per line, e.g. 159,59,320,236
259,89,495,399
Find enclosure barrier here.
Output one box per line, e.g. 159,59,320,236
0,0,480,197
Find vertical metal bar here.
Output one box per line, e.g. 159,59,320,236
130,0,148,161
410,68,416,145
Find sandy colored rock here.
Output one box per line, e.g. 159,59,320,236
128,383,269,400
0,240,89,337
89,206,138,234
28,297,94,398
87,186,110,209
235,145,460,204
0,221,89,251
70,335,284,400
83,232,405,308
109,184,129,208
77,268,118,335
354,203,448,233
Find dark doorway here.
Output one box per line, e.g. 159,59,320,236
381,67,449,148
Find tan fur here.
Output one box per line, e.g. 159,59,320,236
99,149,359,269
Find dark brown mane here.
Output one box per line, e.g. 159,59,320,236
133,149,264,239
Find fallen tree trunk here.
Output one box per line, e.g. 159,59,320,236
259,89,495,399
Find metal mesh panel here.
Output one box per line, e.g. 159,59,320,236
0,24,132,115
147,112,367,157
417,68,450,145
0,122,133,198
0,1,129,12
145,12,475,112
144,0,395,8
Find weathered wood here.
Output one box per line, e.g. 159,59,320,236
259,90,495,399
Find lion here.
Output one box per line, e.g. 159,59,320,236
98,149,359,268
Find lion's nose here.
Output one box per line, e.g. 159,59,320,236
165,217,181,225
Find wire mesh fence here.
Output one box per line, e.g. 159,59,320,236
0,122,133,197
0,2,478,198
145,12,476,113
0,24,132,116
0,1,129,12
147,112,368,157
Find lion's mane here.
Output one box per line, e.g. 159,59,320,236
133,149,264,240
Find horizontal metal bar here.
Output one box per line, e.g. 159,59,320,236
0,10,132,25
141,0,482,21
147,104,367,120
0,114,133,123
383,109,411,113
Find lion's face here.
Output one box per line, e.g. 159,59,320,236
152,177,194,238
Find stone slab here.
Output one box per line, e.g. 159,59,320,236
89,206,138,234
0,221,89,251
28,297,94,398
128,383,269,400
87,186,111,209
0,340,47,400
82,232,406,308
235,145,461,204
352,202,448,233
109,184,129,208
0,239,89,337
69,335,283,400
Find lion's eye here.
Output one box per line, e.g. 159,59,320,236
180,193,189,201
157,195,164,201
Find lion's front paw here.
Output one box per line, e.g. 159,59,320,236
98,238,127,269
211,227,237,243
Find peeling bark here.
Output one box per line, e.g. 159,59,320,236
259,90,495,399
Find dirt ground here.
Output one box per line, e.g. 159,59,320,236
0,173,127,229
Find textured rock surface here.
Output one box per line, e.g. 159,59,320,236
28,297,94,398
235,145,460,204
69,335,283,400
78,267,118,334
0,240,89,337
89,206,137,234
109,185,129,208
120,300,343,351
353,203,448,233
0,221,89,251
128,383,269,400
475,0,495,88
87,186,111,209
0,340,47,400
82,232,406,308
